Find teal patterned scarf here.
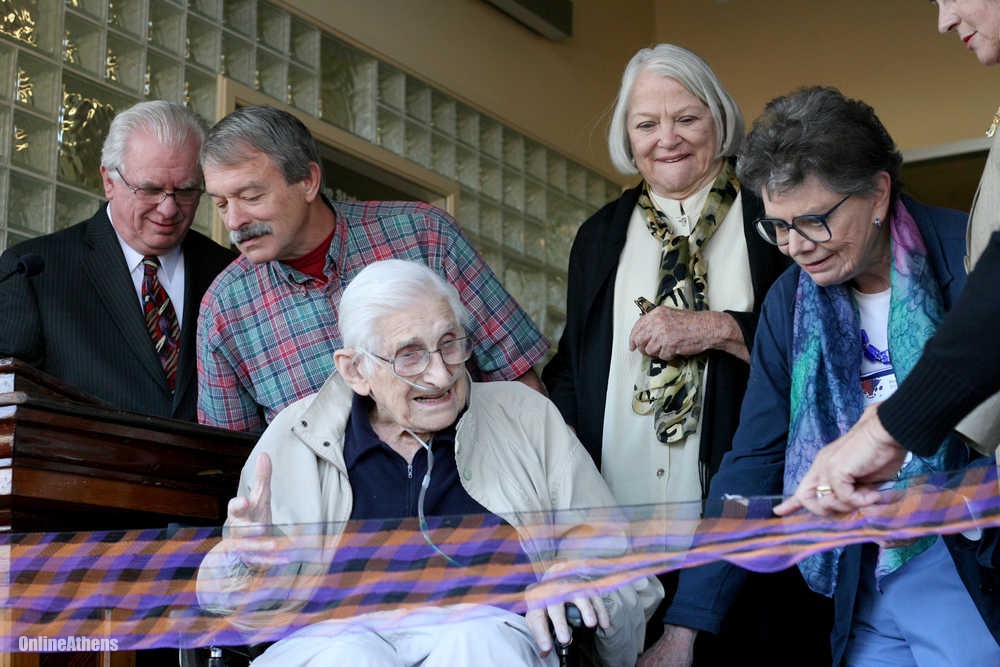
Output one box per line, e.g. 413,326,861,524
785,199,959,596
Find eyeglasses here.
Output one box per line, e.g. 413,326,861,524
115,168,203,206
754,194,851,246
366,336,472,378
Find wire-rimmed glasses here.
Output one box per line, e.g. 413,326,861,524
115,168,204,206
366,336,472,378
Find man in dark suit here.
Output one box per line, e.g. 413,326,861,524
0,100,233,421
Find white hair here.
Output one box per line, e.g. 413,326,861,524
101,100,206,171
338,259,472,370
607,44,744,175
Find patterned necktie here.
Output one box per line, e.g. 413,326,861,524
141,256,181,393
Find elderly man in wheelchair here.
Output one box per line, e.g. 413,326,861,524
196,259,662,667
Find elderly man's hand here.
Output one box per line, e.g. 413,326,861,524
629,308,749,363
774,405,907,517
637,624,697,667
525,596,610,659
222,453,281,570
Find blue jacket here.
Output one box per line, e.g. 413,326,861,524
664,196,998,664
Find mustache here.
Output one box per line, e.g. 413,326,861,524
229,222,273,245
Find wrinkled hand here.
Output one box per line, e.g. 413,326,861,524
629,307,715,361
637,624,697,667
774,405,907,517
526,595,610,659
630,308,747,362
222,453,280,569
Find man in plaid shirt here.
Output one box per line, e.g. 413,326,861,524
197,106,548,432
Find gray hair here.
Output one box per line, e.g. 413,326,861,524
339,259,472,371
201,105,321,184
736,86,902,205
101,100,206,171
608,44,744,175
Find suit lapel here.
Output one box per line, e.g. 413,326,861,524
82,209,170,394
172,235,205,414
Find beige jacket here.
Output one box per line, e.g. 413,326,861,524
198,373,662,665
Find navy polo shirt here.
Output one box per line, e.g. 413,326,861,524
344,393,491,521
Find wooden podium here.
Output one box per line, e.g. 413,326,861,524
0,358,257,666
0,358,255,532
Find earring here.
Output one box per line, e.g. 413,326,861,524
873,217,881,228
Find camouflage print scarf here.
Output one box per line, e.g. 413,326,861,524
632,159,739,444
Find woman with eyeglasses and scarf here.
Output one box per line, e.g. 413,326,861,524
776,0,1000,524
642,86,998,667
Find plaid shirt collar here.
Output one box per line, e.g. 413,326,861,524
269,194,346,287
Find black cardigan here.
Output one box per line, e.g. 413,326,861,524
542,182,789,494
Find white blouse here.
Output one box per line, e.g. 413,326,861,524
600,183,753,506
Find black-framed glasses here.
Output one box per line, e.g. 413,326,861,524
366,336,472,378
754,194,851,246
115,168,203,206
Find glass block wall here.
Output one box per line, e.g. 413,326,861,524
0,0,623,346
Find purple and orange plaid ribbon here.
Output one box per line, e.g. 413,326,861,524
2,463,997,651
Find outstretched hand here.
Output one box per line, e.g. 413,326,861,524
774,405,907,517
228,452,272,526
223,453,281,569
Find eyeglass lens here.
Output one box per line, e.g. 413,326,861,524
393,338,471,376
117,168,202,205
756,194,849,246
